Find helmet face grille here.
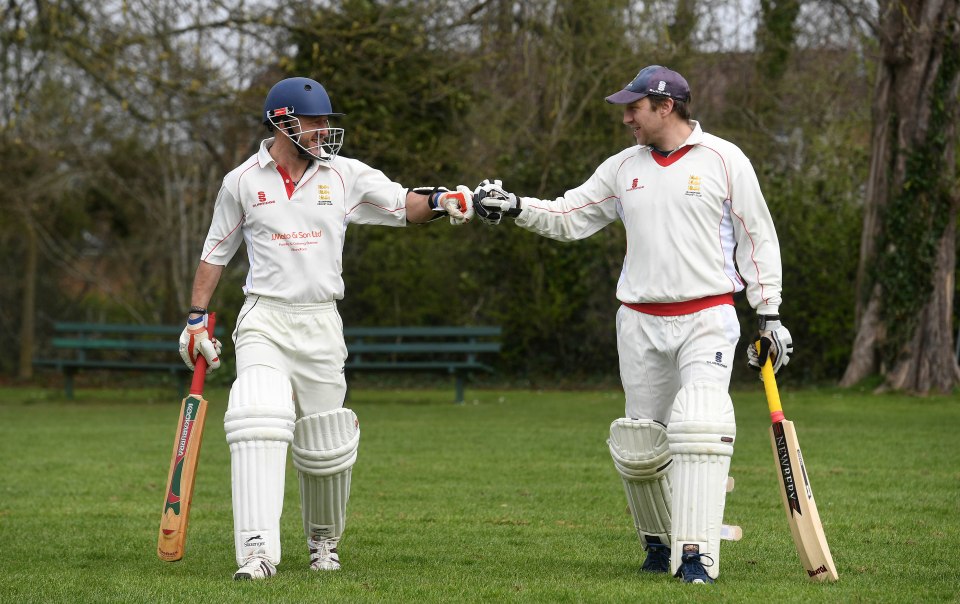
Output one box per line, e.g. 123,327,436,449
268,111,343,161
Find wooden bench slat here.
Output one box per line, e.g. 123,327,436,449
348,342,501,354
35,359,186,371
344,326,502,337
53,322,224,336
347,361,493,371
51,338,179,351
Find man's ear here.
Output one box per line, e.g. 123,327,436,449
660,98,675,117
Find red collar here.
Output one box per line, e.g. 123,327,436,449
651,144,694,167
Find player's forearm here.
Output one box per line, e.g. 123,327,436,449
736,219,782,307
190,261,224,310
404,191,434,224
516,195,617,242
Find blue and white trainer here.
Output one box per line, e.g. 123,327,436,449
674,552,715,584
641,542,671,573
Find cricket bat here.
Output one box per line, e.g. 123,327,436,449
157,313,215,562
760,350,839,582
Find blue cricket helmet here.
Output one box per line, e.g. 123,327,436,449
263,77,345,161
262,77,344,124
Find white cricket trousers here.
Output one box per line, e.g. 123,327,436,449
233,295,348,415
616,303,740,423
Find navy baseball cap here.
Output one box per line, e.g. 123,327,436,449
605,65,691,104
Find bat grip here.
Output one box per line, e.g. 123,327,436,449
189,312,216,396
757,341,784,422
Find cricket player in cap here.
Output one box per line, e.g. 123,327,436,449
472,65,792,583
178,76,473,580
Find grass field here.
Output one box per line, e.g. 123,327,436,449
0,383,957,603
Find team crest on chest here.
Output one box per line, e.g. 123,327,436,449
317,184,333,206
685,174,702,197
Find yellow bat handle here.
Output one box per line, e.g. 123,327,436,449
757,341,785,421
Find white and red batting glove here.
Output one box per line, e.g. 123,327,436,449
434,186,474,225
179,311,222,374
414,186,474,224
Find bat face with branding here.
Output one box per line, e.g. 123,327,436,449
158,313,215,562
760,350,838,582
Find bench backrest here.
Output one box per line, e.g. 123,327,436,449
45,323,500,362
343,326,501,361
48,322,226,358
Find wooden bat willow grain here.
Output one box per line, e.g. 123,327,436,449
158,313,216,562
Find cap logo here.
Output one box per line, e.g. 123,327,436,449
657,81,666,92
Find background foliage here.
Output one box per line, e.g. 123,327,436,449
1,0,953,386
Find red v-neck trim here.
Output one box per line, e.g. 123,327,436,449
276,164,297,199
652,144,694,167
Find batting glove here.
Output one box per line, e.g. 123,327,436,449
473,179,521,225
179,312,222,374
415,186,474,224
746,314,793,375
441,185,475,225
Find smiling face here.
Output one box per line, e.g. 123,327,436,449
622,96,670,148
294,115,331,147
270,112,344,161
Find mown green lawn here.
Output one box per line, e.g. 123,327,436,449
0,384,956,603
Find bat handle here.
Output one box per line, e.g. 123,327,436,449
189,312,216,396
757,341,784,422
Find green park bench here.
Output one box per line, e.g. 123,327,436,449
33,322,226,399
343,326,502,403
35,323,501,403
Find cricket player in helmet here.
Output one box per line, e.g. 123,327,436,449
262,77,345,162
178,76,473,580
473,65,792,584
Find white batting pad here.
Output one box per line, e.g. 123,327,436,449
292,408,359,540
667,382,736,579
224,366,296,565
608,418,672,549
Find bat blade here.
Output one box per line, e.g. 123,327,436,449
158,313,215,562
759,348,838,582
157,394,208,561
769,418,839,582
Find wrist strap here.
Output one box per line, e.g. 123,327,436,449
758,314,780,330
428,190,443,210
188,306,207,323
506,196,522,217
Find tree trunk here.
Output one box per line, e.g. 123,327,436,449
841,0,960,393
885,206,960,391
840,289,884,386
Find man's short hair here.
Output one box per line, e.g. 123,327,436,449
648,96,691,120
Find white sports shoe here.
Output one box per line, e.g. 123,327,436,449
233,556,277,581
309,537,341,571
